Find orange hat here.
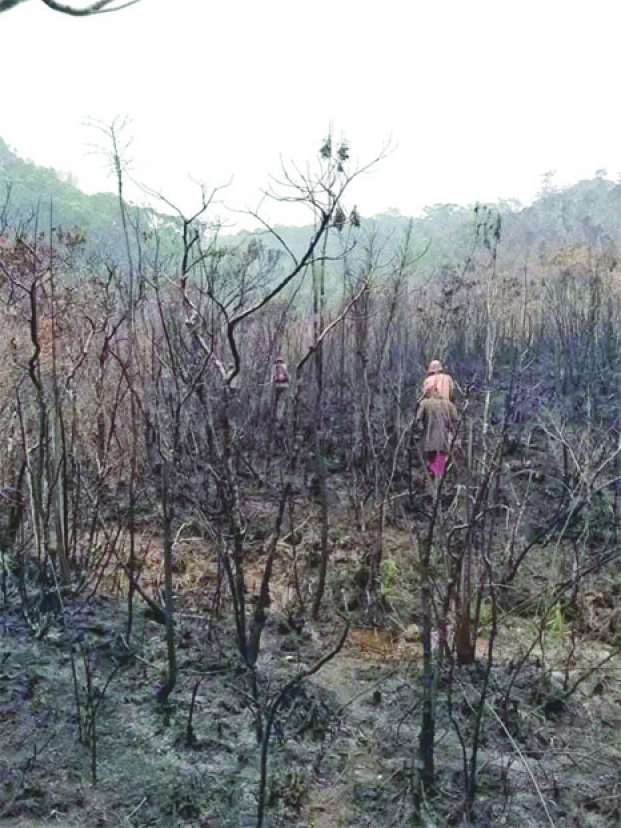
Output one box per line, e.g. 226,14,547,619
426,359,443,374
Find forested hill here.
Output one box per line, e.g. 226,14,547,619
2,135,621,279
0,137,117,245
247,174,621,276
0,136,180,264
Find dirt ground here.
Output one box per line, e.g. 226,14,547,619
0,510,620,827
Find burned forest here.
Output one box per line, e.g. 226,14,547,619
0,139,619,828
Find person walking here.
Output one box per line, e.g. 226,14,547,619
271,357,290,424
416,387,458,477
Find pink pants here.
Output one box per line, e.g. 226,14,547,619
427,451,448,477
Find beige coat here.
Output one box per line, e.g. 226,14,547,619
416,397,458,453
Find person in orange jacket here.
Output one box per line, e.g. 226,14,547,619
421,359,454,402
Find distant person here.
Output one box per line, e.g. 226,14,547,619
421,359,454,402
416,388,458,477
271,357,290,423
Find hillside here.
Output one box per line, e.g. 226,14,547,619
0,137,182,267
4,135,621,299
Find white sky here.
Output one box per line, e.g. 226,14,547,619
1,0,621,229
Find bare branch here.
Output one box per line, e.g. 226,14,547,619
0,0,143,13
40,0,142,14
296,281,368,376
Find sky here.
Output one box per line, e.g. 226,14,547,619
1,0,621,230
